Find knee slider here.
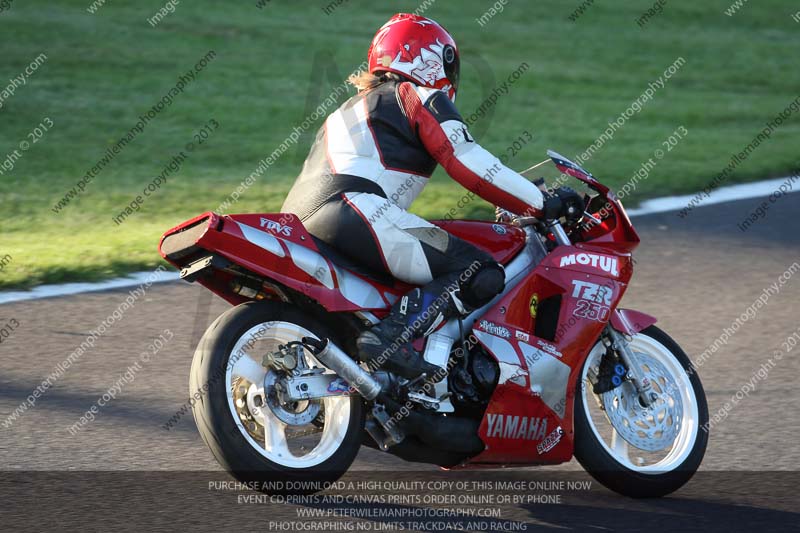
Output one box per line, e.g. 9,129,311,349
460,262,505,309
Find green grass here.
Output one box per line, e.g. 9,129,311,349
1,0,798,289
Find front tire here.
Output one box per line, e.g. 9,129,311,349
574,325,708,498
190,300,365,491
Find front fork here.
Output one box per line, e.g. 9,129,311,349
605,326,656,407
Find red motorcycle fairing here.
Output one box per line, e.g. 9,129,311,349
430,220,527,264
158,212,525,314
462,244,634,466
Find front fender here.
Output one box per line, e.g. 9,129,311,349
610,308,657,336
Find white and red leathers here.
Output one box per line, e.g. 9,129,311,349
281,79,543,287
282,12,545,378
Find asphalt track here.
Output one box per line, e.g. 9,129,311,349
1,193,799,531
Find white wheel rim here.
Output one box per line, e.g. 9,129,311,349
225,321,351,468
580,332,699,473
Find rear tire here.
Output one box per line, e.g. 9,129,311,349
574,325,708,498
190,300,365,492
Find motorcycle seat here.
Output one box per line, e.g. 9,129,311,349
310,236,397,287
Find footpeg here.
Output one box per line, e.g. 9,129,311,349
407,391,440,410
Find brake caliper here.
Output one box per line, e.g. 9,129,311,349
262,341,303,373
590,343,628,394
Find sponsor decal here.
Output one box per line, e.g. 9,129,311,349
559,252,619,276
571,280,612,304
479,320,511,339
536,340,562,358
571,280,612,322
486,414,548,441
492,223,507,235
327,377,353,394
399,295,409,315
260,217,292,237
529,294,538,318
537,426,564,454
515,330,530,342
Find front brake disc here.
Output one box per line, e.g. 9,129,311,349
601,352,683,452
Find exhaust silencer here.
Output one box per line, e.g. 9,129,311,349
302,337,382,400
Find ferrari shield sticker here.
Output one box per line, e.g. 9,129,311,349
529,294,538,318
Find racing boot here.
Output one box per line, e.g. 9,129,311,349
357,272,467,382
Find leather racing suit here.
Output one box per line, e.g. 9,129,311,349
281,77,544,380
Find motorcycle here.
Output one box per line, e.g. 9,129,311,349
158,150,708,498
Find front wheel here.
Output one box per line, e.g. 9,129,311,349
574,325,708,498
190,301,365,491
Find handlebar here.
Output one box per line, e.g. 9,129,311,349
511,216,539,228
504,151,640,250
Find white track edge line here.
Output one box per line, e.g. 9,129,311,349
625,176,793,217
0,271,180,305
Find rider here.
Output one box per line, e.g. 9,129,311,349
282,13,567,381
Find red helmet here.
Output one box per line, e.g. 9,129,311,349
368,13,460,101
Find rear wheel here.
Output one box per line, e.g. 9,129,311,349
574,325,708,498
190,301,364,491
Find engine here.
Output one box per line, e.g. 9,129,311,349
448,343,499,417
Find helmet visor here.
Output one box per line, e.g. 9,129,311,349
443,45,459,93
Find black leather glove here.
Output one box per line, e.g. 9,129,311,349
542,186,584,222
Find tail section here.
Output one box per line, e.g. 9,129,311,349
159,212,398,312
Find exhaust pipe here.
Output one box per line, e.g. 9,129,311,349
303,338,483,455
302,337,382,400
381,397,484,455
